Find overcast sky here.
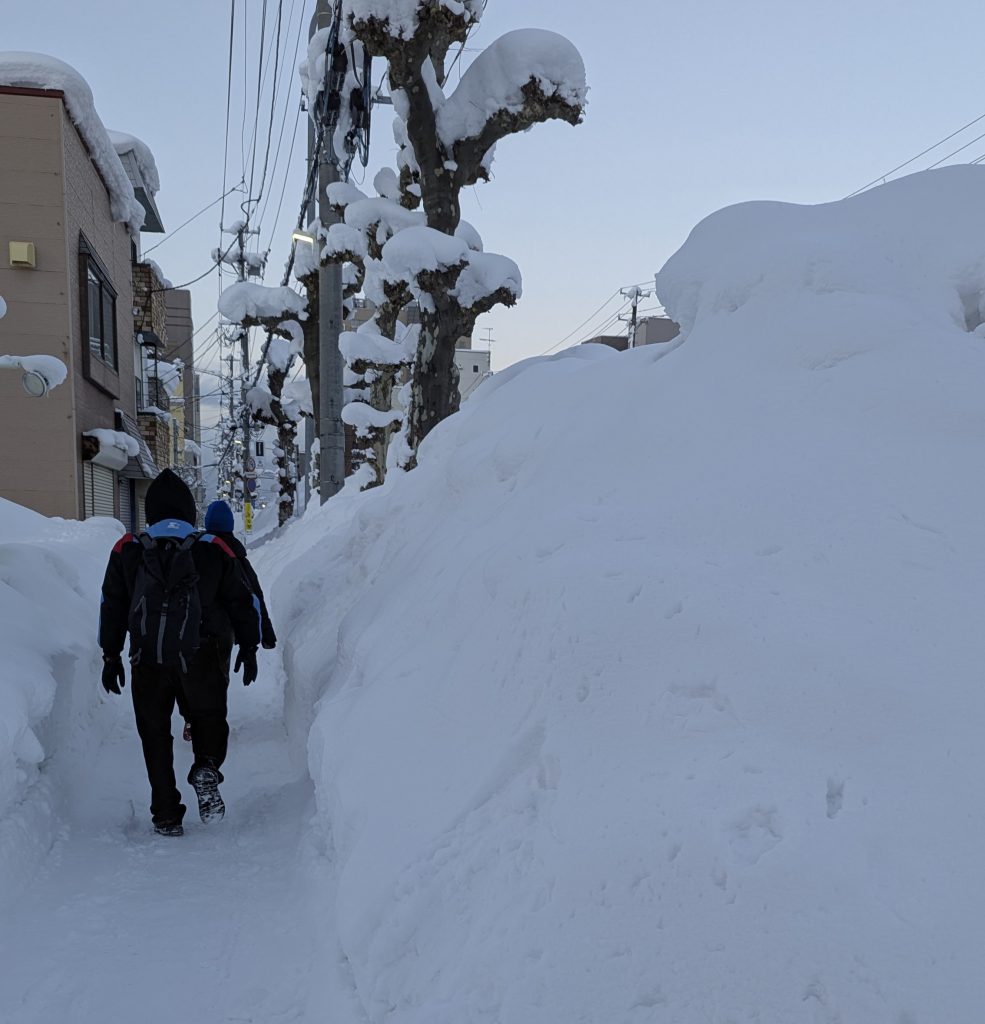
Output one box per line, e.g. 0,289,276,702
4,0,984,451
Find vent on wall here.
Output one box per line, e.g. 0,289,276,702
9,241,36,268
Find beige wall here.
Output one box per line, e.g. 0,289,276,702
62,100,136,517
0,92,76,518
0,90,135,520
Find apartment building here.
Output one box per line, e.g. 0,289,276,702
0,56,200,527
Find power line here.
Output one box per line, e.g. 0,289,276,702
142,183,244,258
846,109,985,198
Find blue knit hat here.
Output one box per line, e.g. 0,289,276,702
204,499,234,534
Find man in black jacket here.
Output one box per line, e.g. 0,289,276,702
99,470,261,836
177,500,277,744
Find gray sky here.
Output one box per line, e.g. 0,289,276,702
4,0,984,452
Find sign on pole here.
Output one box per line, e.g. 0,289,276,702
244,501,253,533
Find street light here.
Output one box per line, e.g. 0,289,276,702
20,369,49,398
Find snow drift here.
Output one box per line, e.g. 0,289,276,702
0,501,121,890
270,167,985,1022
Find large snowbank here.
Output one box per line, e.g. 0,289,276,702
0,52,145,234
267,167,985,1022
0,500,121,889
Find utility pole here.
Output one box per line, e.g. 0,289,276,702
235,221,253,529
620,284,655,349
309,0,346,503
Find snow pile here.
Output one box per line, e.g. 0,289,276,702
219,282,307,324
107,129,160,195
0,499,121,889
0,52,145,234
437,29,588,147
83,429,139,471
269,167,985,1022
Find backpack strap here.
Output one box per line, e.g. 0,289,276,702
198,533,236,558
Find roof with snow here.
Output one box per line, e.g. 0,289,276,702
0,52,145,236
108,130,164,233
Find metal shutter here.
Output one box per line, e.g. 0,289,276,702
119,477,133,532
83,462,116,519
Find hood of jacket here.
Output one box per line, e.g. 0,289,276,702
144,469,197,528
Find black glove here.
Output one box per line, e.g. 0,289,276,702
101,655,125,695
235,646,258,686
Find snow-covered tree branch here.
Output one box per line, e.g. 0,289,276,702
334,1,586,464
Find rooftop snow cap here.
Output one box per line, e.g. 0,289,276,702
204,500,234,534
144,469,197,527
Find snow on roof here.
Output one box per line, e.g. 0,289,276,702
0,52,145,235
436,29,588,149
106,129,160,195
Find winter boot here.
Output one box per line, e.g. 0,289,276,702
153,819,184,838
190,763,225,823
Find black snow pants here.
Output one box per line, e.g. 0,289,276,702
130,634,234,824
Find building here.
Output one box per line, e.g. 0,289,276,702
0,56,199,529
454,338,491,401
583,316,680,352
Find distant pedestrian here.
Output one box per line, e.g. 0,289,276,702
98,470,261,837
177,501,277,743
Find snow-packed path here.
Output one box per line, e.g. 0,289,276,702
0,667,328,1024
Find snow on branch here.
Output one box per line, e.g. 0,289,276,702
344,197,425,255
341,400,403,437
323,222,370,264
340,321,417,368
0,52,145,234
381,225,470,283
437,30,587,183
452,251,521,311
218,282,307,325
342,0,484,48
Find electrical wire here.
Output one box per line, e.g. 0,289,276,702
142,183,244,258
220,0,238,242
846,109,985,198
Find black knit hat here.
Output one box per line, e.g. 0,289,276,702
144,469,197,527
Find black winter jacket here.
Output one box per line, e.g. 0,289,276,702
213,531,277,649
99,522,262,660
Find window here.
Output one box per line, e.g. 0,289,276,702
79,236,118,371
473,364,479,374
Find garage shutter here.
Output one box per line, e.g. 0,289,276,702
119,477,133,532
83,462,116,519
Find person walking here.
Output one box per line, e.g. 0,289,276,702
177,500,277,743
98,470,262,837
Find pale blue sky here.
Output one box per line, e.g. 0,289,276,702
4,0,984,446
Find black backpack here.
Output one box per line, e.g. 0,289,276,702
127,534,202,670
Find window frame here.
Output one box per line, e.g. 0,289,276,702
78,234,119,374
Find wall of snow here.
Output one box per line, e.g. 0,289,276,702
0,501,122,891
268,167,985,1022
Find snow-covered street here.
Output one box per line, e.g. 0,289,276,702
0,664,329,1024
